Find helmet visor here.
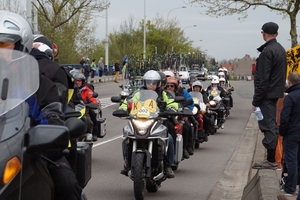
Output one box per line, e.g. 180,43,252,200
145,79,160,86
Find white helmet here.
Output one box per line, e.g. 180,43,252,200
218,68,224,72
192,80,202,90
219,77,226,82
163,71,175,77
218,72,225,77
223,68,228,72
211,75,219,84
0,11,34,52
143,70,161,87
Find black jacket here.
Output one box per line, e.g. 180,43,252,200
114,62,120,71
279,83,300,136
252,38,287,106
30,48,72,111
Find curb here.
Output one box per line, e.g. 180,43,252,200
88,75,123,84
208,113,259,199
241,114,281,200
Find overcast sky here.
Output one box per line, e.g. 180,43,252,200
93,0,295,61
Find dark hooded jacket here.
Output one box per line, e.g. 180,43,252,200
279,83,300,136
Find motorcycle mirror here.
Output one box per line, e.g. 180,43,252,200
93,92,99,98
112,109,129,117
85,103,97,110
111,96,122,103
174,96,185,103
119,85,123,89
230,87,234,91
26,125,69,155
209,96,214,100
65,117,86,139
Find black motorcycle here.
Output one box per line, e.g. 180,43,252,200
0,50,88,200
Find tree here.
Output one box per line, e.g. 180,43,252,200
189,0,300,48
32,0,108,43
0,0,25,15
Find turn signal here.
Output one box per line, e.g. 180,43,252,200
3,156,22,185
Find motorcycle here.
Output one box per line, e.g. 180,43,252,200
207,88,227,134
111,90,185,200
0,49,88,200
189,91,207,148
220,84,234,116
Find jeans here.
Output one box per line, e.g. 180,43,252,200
283,134,300,194
99,70,103,77
164,133,174,167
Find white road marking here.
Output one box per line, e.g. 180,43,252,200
99,97,117,109
93,135,122,147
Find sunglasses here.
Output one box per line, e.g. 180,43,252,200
166,84,175,88
0,40,14,48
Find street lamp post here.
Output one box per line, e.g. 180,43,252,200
183,24,197,31
105,0,109,70
143,0,146,69
167,6,186,20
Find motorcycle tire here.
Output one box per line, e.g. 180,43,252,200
133,153,145,200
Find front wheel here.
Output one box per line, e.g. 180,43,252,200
133,153,145,200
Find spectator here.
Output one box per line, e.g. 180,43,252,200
90,59,96,78
251,22,287,170
98,57,104,78
280,72,300,196
114,59,120,83
122,62,127,80
83,60,90,83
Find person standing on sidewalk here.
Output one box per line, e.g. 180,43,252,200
251,22,287,170
122,62,127,80
98,57,104,78
280,72,300,196
114,59,120,83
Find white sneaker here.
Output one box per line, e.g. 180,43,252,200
86,133,93,141
221,124,224,129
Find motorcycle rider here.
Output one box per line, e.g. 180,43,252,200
0,10,82,200
73,72,99,141
206,76,228,129
191,80,211,141
187,75,198,93
165,76,195,157
119,70,177,178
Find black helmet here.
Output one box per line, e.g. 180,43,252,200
189,76,197,82
158,71,167,86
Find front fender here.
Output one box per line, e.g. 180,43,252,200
131,150,152,178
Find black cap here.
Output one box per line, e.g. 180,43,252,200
261,22,278,34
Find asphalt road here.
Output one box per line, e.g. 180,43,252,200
83,80,255,200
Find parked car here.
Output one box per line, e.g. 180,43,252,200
189,65,207,81
178,65,190,84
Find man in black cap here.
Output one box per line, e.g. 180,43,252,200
251,22,287,170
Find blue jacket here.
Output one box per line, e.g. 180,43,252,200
279,83,300,136
181,89,194,110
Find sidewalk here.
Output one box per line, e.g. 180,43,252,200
243,117,297,200
87,74,123,84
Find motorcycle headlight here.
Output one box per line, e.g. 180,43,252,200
132,119,154,135
192,107,198,115
209,100,216,107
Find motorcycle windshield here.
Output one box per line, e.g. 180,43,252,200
0,49,39,116
189,92,204,104
129,90,159,119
